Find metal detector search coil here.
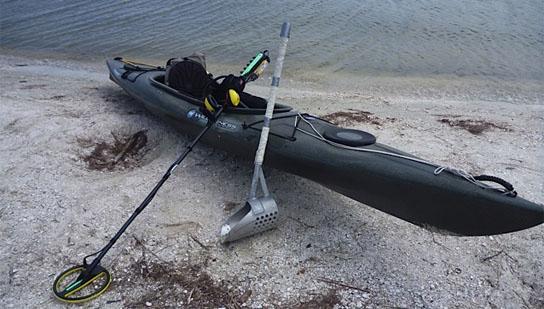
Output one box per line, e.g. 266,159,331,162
53,264,111,303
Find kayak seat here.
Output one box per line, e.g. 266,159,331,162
323,128,376,147
167,59,213,98
164,58,268,109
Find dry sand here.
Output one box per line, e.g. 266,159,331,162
0,53,543,308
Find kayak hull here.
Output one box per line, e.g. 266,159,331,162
107,59,544,236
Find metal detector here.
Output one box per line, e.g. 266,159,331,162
53,94,229,303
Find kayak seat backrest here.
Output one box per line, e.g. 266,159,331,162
323,128,376,147
166,59,212,99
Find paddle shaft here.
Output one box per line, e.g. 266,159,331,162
83,107,224,274
249,22,290,199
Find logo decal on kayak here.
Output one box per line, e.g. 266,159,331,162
217,121,237,130
187,109,196,119
187,110,209,121
186,109,237,130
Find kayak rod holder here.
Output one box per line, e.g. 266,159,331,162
220,22,291,243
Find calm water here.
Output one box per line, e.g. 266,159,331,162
1,0,543,81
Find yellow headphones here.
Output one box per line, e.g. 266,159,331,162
227,89,240,107
204,89,240,112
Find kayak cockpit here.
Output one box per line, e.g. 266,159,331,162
149,74,292,115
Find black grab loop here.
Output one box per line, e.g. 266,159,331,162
53,264,112,303
474,175,517,197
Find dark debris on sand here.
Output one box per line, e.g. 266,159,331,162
79,130,148,170
108,236,346,308
321,109,396,126
439,118,511,135
114,236,252,308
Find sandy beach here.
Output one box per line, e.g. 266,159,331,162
0,53,543,308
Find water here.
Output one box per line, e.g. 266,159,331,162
1,0,543,82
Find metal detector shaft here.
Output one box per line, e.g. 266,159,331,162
84,106,224,272
248,22,291,199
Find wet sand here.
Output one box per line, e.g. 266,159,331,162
0,53,543,308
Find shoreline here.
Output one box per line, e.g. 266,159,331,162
2,48,543,104
1,53,542,308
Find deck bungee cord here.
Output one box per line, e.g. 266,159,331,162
294,112,517,197
240,110,517,197
117,58,163,69
114,57,164,82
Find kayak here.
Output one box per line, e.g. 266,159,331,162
106,58,544,236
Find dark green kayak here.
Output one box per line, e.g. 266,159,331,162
107,58,544,236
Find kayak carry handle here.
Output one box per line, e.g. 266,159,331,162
474,175,517,197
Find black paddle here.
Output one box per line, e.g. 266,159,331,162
53,98,226,303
